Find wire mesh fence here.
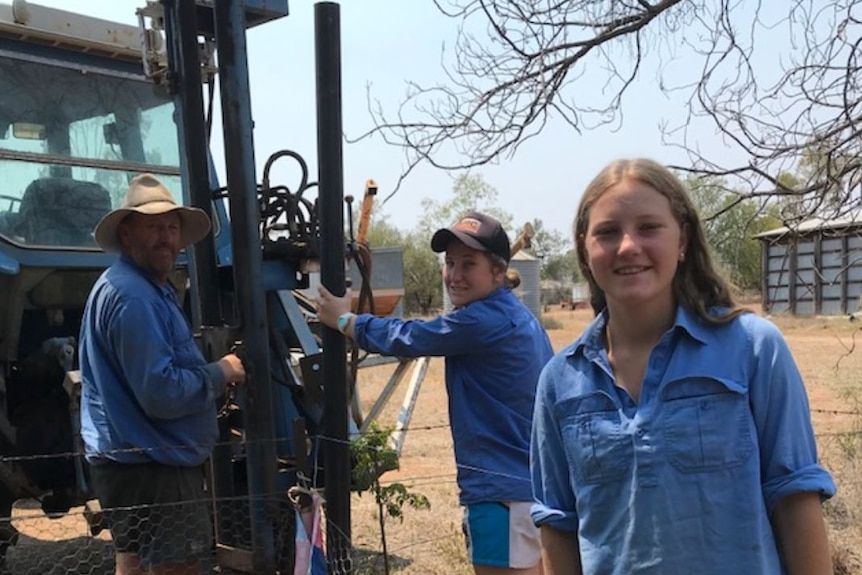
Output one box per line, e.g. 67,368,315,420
0,429,444,575
3,500,112,575
0,424,858,575
0,495,298,575
5,312,862,575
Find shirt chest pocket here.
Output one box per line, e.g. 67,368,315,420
171,332,202,368
165,300,202,368
661,376,754,472
556,391,632,485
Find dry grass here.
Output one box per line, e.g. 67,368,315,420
351,306,862,574
7,305,862,574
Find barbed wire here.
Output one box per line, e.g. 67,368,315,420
811,408,862,416
2,421,857,488
0,420,452,465
0,431,859,574
814,430,862,439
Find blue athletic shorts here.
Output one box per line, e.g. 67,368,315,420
462,501,541,569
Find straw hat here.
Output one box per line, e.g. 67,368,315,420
94,174,211,252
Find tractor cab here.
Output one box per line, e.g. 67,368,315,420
0,2,194,363
0,54,182,248
0,2,201,534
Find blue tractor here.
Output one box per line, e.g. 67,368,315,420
0,1,420,572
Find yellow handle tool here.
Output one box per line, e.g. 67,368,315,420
356,179,377,245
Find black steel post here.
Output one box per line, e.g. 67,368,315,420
162,0,235,559
162,0,221,329
315,3,352,573
213,2,278,573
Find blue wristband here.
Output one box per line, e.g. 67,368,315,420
336,312,355,335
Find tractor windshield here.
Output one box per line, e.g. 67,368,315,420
0,55,183,249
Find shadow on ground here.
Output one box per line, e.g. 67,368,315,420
351,546,412,574
0,531,412,575
3,533,114,575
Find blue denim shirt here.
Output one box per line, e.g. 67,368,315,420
355,287,554,504
531,306,835,574
79,256,227,466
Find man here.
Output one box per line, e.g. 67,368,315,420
318,211,552,575
79,174,245,575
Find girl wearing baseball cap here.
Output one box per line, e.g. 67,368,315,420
318,211,553,575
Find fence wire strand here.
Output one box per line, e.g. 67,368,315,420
0,401,859,574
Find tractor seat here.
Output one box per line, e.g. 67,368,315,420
0,210,20,242
16,177,112,247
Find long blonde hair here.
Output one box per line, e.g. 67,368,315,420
574,158,746,324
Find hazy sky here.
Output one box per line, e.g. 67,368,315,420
26,0,769,241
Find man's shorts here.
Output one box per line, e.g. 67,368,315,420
462,501,542,569
89,460,212,568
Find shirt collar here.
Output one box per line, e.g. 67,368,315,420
567,304,709,358
454,286,509,309
118,254,175,298
673,304,710,345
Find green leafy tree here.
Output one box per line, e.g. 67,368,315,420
774,171,803,220
685,175,780,291
364,215,442,316
795,138,857,216
542,248,581,284
418,173,513,236
364,213,404,248
771,143,859,222
526,218,578,283
527,218,568,256
402,232,442,315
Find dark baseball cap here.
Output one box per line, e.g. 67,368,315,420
430,211,511,264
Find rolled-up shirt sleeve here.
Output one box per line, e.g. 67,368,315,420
745,317,836,511
530,355,579,531
111,296,227,420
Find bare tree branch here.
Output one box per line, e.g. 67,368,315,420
350,0,688,198
353,0,862,224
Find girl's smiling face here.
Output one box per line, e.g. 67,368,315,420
444,240,504,308
582,178,687,311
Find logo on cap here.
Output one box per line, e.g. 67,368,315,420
454,217,482,233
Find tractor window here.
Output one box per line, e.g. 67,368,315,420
0,56,184,249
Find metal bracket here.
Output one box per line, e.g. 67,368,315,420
137,2,217,86
137,2,168,84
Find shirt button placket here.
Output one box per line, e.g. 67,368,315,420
634,426,657,487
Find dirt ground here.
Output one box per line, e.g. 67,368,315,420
5,306,862,574
350,306,862,575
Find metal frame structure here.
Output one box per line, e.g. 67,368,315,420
0,2,434,574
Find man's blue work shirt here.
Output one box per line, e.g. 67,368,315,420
79,256,227,466
354,287,554,504
530,305,836,574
